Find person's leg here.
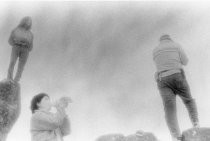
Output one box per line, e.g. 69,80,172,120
14,48,29,82
7,47,19,80
158,85,182,139
175,73,199,127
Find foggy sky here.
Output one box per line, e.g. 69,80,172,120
0,1,210,141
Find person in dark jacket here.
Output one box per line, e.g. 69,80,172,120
7,16,33,82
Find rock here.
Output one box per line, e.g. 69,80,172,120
125,130,159,141
0,80,21,141
96,133,125,141
182,128,210,141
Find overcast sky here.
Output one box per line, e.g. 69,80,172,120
1,1,210,141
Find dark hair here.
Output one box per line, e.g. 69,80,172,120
30,93,49,113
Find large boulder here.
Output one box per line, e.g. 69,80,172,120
96,133,125,141
182,128,210,141
0,80,21,141
125,130,159,141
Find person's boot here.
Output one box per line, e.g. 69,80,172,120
7,71,13,80
172,138,179,141
172,136,182,141
191,122,200,136
14,76,20,82
14,71,22,82
193,122,200,128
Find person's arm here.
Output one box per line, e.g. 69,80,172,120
8,30,15,46
31,109,66,131
28,33,33,51
60,115,71,136
178,46,188,66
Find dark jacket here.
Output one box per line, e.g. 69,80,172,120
8,17,33,51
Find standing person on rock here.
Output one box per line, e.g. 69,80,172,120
30,93,71,141
7,16,33,82
153,34,200,141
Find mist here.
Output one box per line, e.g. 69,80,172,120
0,1,210,141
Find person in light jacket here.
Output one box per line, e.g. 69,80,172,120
30,93,71,141
153,34,199,141
7,16,33,82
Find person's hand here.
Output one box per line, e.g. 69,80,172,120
13,39,28,46
57,97,72,108
20,41,28,46
13,39,19,44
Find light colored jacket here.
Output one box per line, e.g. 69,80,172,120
30,108,70,141
153,39,188,78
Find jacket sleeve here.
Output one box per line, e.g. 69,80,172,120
60,116,71,136
29,33,33,51
8,30,15,46
178,45,188,66
31,108,66,131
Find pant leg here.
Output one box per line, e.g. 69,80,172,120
174,74,199,126
158,82,181,138
14,48,29,82
7,47,19,80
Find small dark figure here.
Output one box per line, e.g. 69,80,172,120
7,16,33,82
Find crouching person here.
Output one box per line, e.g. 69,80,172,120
30,93,71,141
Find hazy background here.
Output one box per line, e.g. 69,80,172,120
0,1,210,141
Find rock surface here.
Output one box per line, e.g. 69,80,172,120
125,131,158,141
0,80,21,141
96,131,159,141
182,128,210,141
96,134,125,141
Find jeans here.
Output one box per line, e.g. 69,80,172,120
7,46,29,82
157,72,199,138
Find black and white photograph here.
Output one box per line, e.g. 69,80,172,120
0,1,210,141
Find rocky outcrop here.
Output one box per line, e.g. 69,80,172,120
95,131,159,141
182,128,210,141
0,80,21,141
125,130,158,141
96,133,125,141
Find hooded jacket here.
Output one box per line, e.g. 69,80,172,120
8,17,33,51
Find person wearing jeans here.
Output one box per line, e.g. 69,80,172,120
153,34,199,141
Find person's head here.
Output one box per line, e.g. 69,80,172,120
18,16,32,30
159,34,172,42
30,93,52,113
